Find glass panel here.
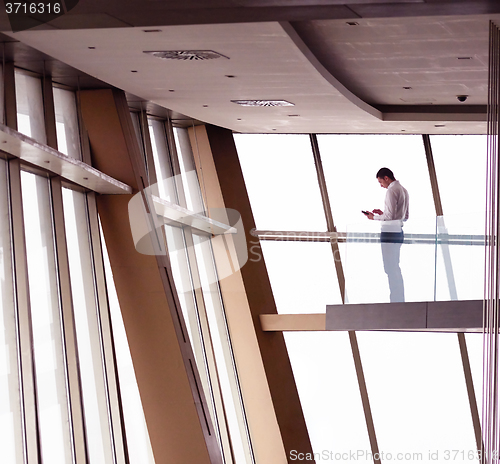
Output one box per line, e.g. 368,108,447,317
285,332,372,462
357,332,477,462
15,72,46,144
62,188,113,464
0,159,23,464
435,214,485,301
432,135,487,301
234,134,327,231
343,228,436,304
148,119,177,202
431,135,487,222
174,127,205,213
100,227,156,464
21,171,72,464
193,233,253,464
260,241,342,313
53,87,82,160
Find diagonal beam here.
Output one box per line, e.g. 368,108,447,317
310,133,380,464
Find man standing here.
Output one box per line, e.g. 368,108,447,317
365,168,409,302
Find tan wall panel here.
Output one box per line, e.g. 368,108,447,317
189,125,314,463
79,89,213,464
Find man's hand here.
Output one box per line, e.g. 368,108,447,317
372,209,383,215
367,212,374,220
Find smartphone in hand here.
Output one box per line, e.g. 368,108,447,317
362,210,370,215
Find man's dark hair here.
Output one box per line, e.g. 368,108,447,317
376,167,395,180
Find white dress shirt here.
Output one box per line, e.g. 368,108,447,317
374,180,409,232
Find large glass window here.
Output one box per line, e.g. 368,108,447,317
15,72,46,144
62,188,114,464
357,332,477,462
0,159,23,464
285,332,372,462
21,171,72,464
234,134,327,231
53,87,82,160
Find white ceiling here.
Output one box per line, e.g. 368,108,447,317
6,15,497,134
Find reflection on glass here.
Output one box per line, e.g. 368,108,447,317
285,332,372,462
62,188,113,464
0,160,23,464
193,233,252,464
53,88,82,160
260,241,342,313
234,134,327,231
100,227,155,464
343,223,436,304
357,332,476,461
15,72,46,144
21,171,72,464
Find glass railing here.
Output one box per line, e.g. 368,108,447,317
342,214,485,304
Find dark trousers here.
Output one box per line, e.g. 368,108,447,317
380,231,404,303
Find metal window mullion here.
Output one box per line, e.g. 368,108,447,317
310,133,381,464
309,133,346,303
8,158,39,464
49,176,88,464
86,191,127,464
184,229,234,464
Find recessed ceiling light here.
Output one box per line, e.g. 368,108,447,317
288,114,300,117
88,46,96,49
203,105,208,107
83,177,88,180
403,86,412,90
131,70,138,73
169,89,175,92
144,50,229,61
231,100,294,107
225,75,236,78
457,57,472,60
143,29,162,33
435,124,445,127
237,118,242,120
346,21,359,26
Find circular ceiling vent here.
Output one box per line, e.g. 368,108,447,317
144,50,229,60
